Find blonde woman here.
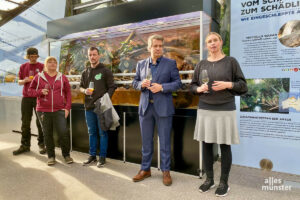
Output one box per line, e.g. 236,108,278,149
28,56,73,166
191,32,247,197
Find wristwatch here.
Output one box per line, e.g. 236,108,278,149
161,87,164,92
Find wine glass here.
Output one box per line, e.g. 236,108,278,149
146,68,152,89
88,81,94,99
29,70,34,80
201,69,209,93
44,84,50,101
146,68,152,81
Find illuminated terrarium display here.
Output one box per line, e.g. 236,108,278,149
58,11,211,108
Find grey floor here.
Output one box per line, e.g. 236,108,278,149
0,132,299,200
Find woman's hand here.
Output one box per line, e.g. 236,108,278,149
212,81,232,91
196,83,209,93
63,109,69,118
41,89,49,95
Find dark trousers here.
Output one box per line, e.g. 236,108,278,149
21,97,44,148
203,142,232,183
139,103,173,171
37,110,70,158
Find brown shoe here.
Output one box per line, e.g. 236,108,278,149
132,170,151,182
163,171,172,186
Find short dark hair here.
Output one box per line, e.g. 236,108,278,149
26,47,38,56
147,34,164,51
25,47,39,59
88,47,99,54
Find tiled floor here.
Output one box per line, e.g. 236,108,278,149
1,132,299,200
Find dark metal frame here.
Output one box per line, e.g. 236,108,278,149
0,0,40,27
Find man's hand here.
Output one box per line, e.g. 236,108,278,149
141,79,151,88
149,83,163,93
24,77,32,83
212,81,232,91
85,88,93,95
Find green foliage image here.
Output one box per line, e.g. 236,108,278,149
240,78,290,113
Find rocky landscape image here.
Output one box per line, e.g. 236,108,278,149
278,20,300,48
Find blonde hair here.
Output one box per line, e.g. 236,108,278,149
205,32,225,56
147,34,164,51
44,56,57,72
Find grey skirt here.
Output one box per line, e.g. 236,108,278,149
193,109,240,145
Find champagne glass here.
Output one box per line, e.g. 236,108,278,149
146,68,152,81
44,84,50,101
201,69,209,93
29,70,34,80
88,81,94,99
146,68,152,89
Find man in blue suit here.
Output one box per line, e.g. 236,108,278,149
132,34,182,186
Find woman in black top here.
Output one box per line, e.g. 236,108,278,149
191,32,247,197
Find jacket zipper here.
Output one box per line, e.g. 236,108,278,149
52,77,60,112
52,89,54,112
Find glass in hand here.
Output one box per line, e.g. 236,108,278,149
88,81,94,99
201,69,209,93
44,84,50,101
146,68,152,81
146,68,152,89
29,70,34,80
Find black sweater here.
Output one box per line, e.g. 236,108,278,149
191,56,247,110
80,63,116,110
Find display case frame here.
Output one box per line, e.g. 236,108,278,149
50,11,212,109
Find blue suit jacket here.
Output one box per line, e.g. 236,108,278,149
132,56,182,117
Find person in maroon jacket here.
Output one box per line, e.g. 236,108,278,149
28,56,73,166
13,47,46,156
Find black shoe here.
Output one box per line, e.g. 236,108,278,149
13,146,30,156
199,179,215,193
97,157,106,168
215,182,230,197
39,145,46,155
83,156,97,166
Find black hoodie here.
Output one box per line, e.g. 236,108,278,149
80,63,116,110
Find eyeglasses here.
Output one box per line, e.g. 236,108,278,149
29,55,39,58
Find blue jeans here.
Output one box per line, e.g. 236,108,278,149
85,110,108,157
